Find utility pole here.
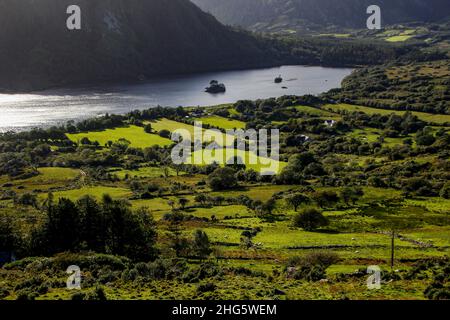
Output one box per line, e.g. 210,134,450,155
390,230,395,270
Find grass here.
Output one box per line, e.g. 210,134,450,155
150,118,235,146
48,186,132,201
198,116,246,130
67,125,172,148
35,167,80,180
386,60,450,81
323,103,450,124
210,185,294,202
189,205,250,220
404,197,450,213
0,167,81,192
386,35,413,42
402,226,450,247
318,34,351,38
188,148,287,175
151,119,198,135
348,128,408,147
252,223,412,249
293,105,338,118
110,166,178,179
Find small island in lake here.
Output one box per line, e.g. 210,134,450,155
274,75,283,83
205,80,226,93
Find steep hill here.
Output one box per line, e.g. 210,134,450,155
192,0,450,31
0,0,285,91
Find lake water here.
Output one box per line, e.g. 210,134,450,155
0,65,353,131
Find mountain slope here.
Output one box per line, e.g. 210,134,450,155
0,0,284,91
191,0,450,30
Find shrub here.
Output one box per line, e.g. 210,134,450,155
207,167,238,191
85,286,107,301
197,282,216,293
285,252,339,282
293,208,329,231
440,183,450,199
159,129,171,138
71,292,87,300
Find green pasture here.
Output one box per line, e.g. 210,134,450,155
187,148,287,175
198,115,246,130
293,105,337,118
110,166,178,179
47,186,132,201
0,167,81,192
67,125,172,148
386,35,413,42
323,103,450,124
151,118,235,146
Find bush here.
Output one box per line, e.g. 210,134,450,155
71,292,87,300
144,124,152,133
440,183,450,199
197,282,216,293
293,208,329,231
207,167,238,191
0,288,9,299
85,286,107,301
285,252,339,282
159,129,171,138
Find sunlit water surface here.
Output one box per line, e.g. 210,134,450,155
0,65,353,131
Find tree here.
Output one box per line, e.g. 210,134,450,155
159,129,171,138
192,230,212,260
194,194,209,207
31,194,158,261
14,193,38,208
312,190,339,208
262,198,277,215
44,198,82,254
287,152,317,171
207,167,238,191
0,214,18,253
440,183,450,199
415,128,436,146
293,208,329,231
286,193,310,211
178,198,189,210
80,137,92,145
340,187,363,205
144,124,152,133
77,195,106,252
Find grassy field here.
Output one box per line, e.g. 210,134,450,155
347,128,407,147
386,60,450,81
386,35,413,42
188,148,287,175
293,105,338,118
318,33,351,38
151,118,235,146
0,167,81,192
198,115,246,130
67,125,173,148
110,166,179,179
323,103,450,124
48,186,132,201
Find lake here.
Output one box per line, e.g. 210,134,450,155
0,65,353,131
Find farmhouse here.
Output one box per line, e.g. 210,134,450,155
324,120,336,127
